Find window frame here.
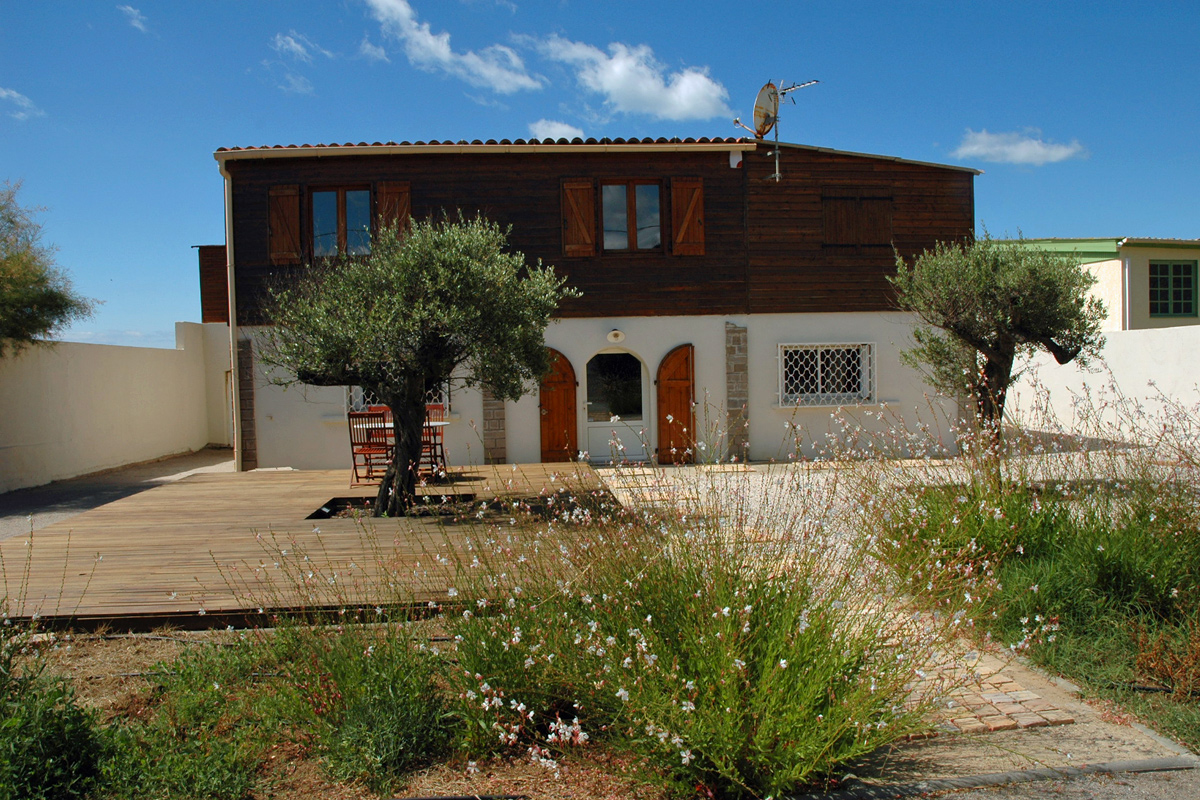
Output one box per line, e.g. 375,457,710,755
777,343,875,407
1149,260,1197,318
600,179,664,253
310,185,372,259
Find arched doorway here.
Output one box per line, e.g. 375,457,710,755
539,349,577,462
656,344,694,464
585,351,649,462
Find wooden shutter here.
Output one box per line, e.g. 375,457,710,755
656,344,695,463
561,179,596,257
822,196,857,245
671,178,705,256
377,181,411,234
823,190,893,246
268,185,301,265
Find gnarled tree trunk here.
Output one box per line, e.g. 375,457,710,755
374,382,430,517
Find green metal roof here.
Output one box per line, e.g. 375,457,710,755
1008,238,1121,265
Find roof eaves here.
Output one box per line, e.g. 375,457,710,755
214,137,758,162
772,141,982,175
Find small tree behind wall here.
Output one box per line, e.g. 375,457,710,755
0,181,94,357
259,216,575,516
891,234,1106,442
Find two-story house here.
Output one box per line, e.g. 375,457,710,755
209,136,977,471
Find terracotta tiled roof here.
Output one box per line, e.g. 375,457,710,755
215,136,749,152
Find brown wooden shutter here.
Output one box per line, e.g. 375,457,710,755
823,190,893,246
671,178,705,256
859,197,893,245
268,185,301,265
561,179,596,257
377,181,411,234
822,196,857,245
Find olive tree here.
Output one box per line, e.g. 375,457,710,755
258,216,575,516
891,234,1106,439
0,181,94,357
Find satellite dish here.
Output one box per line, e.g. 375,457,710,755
752,82,779,139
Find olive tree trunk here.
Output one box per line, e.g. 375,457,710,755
374,384,429,517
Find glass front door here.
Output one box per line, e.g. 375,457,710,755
585,352,648,462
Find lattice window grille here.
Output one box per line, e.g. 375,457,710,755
346,383,451,414
778,343,874,407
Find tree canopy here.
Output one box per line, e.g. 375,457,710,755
891,234,1106,435
0,181,94,357
258,215,576,515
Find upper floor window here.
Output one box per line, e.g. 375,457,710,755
1149,261,1196,317
312,187,371,257
602,181,662,251
561,177,703,258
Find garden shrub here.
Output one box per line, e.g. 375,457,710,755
0,630,104,800
438,473,959,798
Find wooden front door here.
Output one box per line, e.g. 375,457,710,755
656,344,695,464
539,349,577,462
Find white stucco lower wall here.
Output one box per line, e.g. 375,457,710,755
246,326,486,471
0,322,232,493
245,311,958,470
1007,326,1200,435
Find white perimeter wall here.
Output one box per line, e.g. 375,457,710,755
249,312,958,469
1008,326,1200,432
0,322,233,493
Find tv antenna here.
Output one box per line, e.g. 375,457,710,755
734,79,819,182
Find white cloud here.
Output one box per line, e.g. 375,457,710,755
278,73,315,95
529,119,584,140
0,87,44,121
117,5,148,33
364,0,541,94
952,129,1086,166
540,35,731,121
271,31,333,63
359,37,390,63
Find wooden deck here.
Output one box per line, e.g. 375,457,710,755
0,464,599,629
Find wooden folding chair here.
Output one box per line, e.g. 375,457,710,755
348,410,392,485
420,403,448,476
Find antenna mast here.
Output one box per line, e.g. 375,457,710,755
733,79,819,182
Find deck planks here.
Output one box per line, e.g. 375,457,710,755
0,464,598,625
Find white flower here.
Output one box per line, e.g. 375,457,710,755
447,587,458,597
681,749,694,765
616,687,629,702
779,659,789,669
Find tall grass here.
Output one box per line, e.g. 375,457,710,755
856,379,1200,748
428,463,966,797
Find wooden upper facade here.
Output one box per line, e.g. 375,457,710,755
215,138,976,325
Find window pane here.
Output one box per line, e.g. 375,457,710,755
586,353,643,422
822,348,862,395
602,185,629,250
345,190,371,255
635,184,661,249
312,191,338,257
783,348,819,396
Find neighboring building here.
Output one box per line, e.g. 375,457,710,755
1018,238,1200,332
208,137,977,471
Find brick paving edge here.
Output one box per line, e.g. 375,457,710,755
786,756,1200,800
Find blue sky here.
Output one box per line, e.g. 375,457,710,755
2,1,1197,348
